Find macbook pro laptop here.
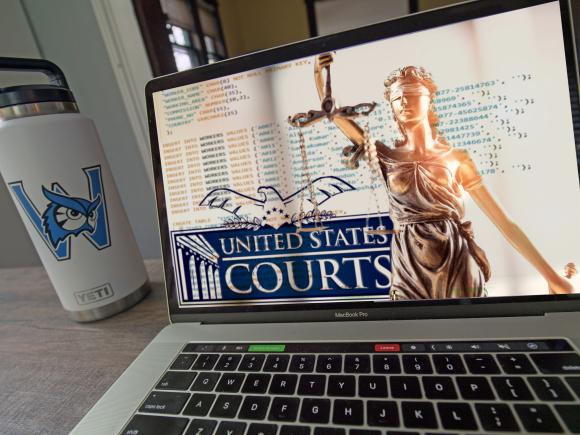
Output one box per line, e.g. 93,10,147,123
73,0,580,433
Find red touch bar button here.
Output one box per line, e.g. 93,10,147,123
375,343,401,352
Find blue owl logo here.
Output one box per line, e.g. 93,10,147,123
41,186,101,248
9,165,111,261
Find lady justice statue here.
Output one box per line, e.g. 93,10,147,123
311,52,574,300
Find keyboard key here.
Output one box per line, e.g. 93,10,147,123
366,400,399,427
531,352,580,374
210,394,242,418
193,354,219,370
359,376,388,398
281,425,310,435
187,344,215,353
122,414,189,435
402,355,433,374
349,431,380,435
270,374,298,395
183,393,216,416
242,373,271,394
555,405,580,433
401,401,437,429
239,395,271,420
529,376,574,401
497,353,536,374
464,354,500,374
390,376,422,399
215,354,242,371
433,354,465,374
270,397,300,421
314,428,345,435
216,373,245,393
239,354,266,372
298,375,326,396
344,355,370,373
171,353,197,370
317,355,342,373
491,376,533,400
156,371,197,390
422,376,457,399
332,399,364,425
373,355,401,374
456,376,495,400
192,372,220,391
264,354,290,372
300,398,331,423
565,376,580,399
185,419,218,435
290,355,315,373
437,402,477,430
328,375,356,397
139,391,190,414
514,404,563,433
248,423,278,435
475,403,520,432
215,421,246,435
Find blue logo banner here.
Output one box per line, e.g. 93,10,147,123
172,216,394,305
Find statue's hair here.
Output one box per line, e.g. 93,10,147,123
384,66,447,148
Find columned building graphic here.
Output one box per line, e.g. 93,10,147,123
175,233,222,302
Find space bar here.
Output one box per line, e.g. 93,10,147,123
122,414,189,435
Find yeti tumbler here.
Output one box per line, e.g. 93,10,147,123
0,57,150,321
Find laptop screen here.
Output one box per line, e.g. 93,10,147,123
151,0,580,312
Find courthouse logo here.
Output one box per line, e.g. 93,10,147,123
9,166,111,261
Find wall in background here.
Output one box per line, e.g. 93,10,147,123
418,0,458,10
0,0,161,268
0,0,43,268
315,0,409,36
219,0,310,57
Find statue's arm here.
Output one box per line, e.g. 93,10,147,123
314,54,364,148
314,54,389,161
459,153,573,294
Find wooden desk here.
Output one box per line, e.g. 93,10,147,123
0,260,168,435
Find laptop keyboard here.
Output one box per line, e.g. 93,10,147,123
121,339,580,434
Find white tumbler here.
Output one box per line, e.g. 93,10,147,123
0,57,150,321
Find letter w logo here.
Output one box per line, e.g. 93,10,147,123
8,165,111,261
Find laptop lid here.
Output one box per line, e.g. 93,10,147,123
146,0,580,324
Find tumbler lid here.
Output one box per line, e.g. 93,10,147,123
0,57,75,109
0,84,75,109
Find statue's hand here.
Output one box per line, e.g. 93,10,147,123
548,274,574,294
315,53,334,72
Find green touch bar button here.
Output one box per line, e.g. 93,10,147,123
248,344,286,352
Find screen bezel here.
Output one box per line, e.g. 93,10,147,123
145,0,580,324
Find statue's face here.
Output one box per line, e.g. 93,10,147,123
389,82,431,127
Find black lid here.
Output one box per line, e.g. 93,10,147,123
0,84,75,108
0,57,74,109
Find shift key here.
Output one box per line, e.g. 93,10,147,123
531,353,580,374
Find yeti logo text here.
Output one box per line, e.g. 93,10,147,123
9,166,111,261
75,283,114,305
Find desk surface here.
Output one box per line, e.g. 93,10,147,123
0,260,168,435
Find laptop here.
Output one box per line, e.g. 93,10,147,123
73,0,580,433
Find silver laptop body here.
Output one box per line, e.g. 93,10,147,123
73,1,580,433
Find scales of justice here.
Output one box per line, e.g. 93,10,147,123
287,58,392,235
